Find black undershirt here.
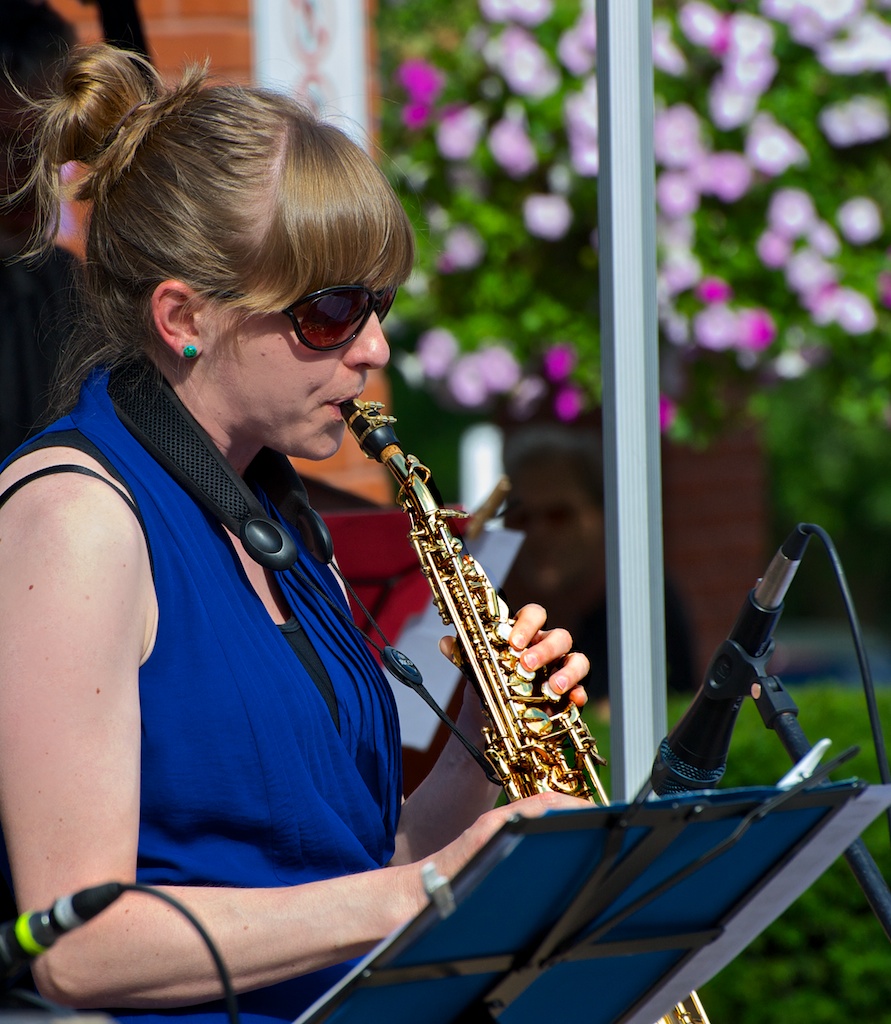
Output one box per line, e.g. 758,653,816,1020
278,616,340,731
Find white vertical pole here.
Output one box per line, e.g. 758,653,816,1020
596,1,666,800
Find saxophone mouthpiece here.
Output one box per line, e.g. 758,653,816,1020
340,399,399,460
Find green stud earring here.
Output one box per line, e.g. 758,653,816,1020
183,344,198,359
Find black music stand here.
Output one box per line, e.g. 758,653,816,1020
295,780,891,1024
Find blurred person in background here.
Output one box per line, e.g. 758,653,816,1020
502,422,698,718
0,0,78,459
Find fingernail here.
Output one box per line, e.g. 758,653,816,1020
522,651,538,670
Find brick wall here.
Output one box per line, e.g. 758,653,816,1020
662,427,769,682
51,0,253,80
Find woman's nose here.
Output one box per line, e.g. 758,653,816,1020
346,313,390,369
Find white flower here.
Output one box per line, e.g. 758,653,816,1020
819,13,891,74
836,196,883,244
523,193,573,239
745,113,809,175
767,188,818,239
819,94,891,146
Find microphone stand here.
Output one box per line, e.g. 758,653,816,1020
711,637,891,943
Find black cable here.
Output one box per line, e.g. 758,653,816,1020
799,523,891,842
121,884,240,1024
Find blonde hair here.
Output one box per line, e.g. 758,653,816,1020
18,44,415,413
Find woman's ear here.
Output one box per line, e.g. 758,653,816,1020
151,280,203,360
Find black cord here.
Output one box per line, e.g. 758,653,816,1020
121,884,240,1024
283,559,501,785
799,523,891,842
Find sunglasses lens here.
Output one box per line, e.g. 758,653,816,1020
295,289,372,349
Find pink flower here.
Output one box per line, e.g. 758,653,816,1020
659,247,702,296
542,342,577,381
767,188,817,239
878,271,891,309
659,394,678,433
437,226,486,273
737,308,777,350
745,114,809,176
480,0,553,27
654,104,705,169
488,114,538,178
697,151,752,202
695,276,733,303
808,221,841,258
692,303,738,350
448,357,489,408
553,383,585,421
564,79,599,177
818,14,891,74
787,0,864,48
653,18,687,76
436,105,486,160
523,193,572,240
785,248,838,298
402,103,433,130
416,328,459,379
708,77,759,130
557,9,596,75
679,2,730,55
757,230,793,269
397,60,445,106
656,171,700,218
819,95,891,147
476,345,522,392
837,196,883,245
490,26,560,99
835,288,878,334
809,287,878,335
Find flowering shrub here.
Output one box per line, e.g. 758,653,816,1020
376,0,891,439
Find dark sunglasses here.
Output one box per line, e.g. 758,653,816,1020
282,284,397,351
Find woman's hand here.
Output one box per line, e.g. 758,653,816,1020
423,789,590,884
507,602,589,707
440,601,590,708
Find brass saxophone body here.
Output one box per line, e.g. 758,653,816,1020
341,399,709,1024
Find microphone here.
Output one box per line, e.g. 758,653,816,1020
651,525,811,796
0,881,124,977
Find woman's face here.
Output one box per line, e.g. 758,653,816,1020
181,303,391,472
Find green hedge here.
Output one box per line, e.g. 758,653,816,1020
583,685,891,1022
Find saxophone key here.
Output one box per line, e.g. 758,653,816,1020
522,707,552,735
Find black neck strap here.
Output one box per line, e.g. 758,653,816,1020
106,360,333,568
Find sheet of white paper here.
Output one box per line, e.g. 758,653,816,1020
388,526,525,751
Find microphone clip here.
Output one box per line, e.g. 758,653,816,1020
704,636,775,703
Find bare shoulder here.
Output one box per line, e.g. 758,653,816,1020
0,445,157,664
0,444,138,533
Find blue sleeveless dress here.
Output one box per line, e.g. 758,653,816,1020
1,371,403,1024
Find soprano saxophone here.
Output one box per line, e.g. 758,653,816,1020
341,399,710,1024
